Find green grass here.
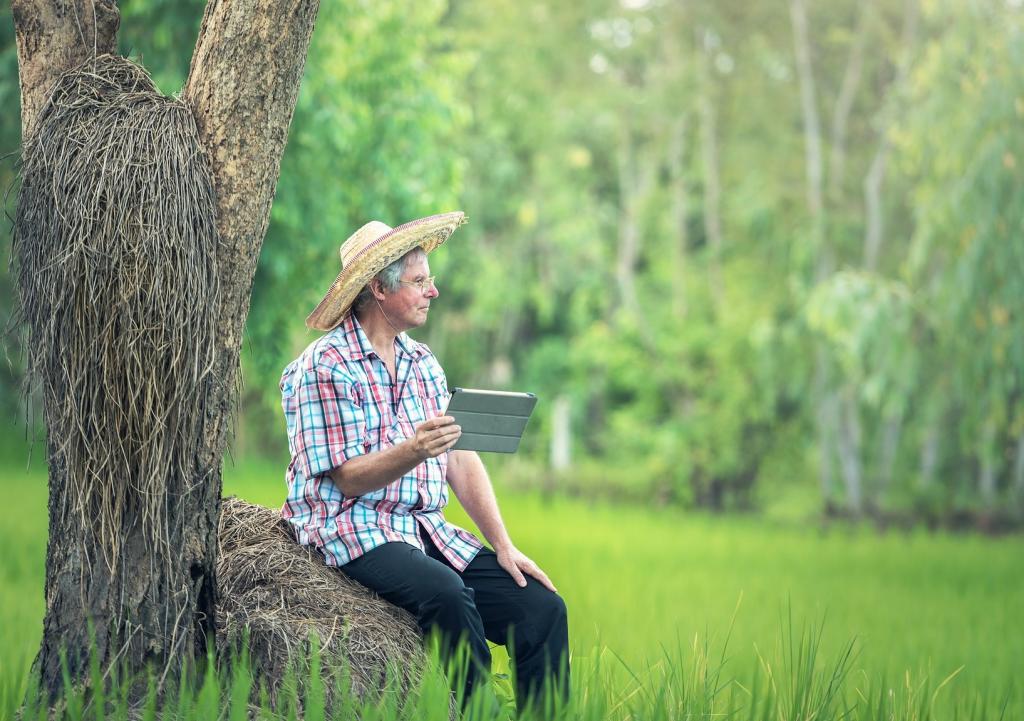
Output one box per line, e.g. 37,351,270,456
1,453,1021,719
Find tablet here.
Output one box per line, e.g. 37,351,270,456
444,387,538,453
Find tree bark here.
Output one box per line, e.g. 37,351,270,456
184,0,320,363
14,0,320,702
12,0,126,699
11,0,119,141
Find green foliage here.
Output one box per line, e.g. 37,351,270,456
118,0,205,92
806,271,916,415
2,0,1023,518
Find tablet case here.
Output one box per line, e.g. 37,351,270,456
446,388,538,453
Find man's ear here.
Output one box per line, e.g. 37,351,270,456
370,278,386,301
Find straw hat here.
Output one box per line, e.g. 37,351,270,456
305,211,466,331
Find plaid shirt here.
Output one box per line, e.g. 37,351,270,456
280,313,484,570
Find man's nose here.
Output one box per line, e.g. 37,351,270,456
426,280,439,298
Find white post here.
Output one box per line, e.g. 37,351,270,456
551,394,572,472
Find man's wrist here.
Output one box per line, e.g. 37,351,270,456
491,536,514,554
401,437,428,463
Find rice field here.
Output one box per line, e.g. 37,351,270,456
1,454,1021,719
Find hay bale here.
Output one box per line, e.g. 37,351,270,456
216,497,424,705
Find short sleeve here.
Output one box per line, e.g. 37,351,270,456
291,367,365,479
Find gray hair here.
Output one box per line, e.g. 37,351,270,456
353,247,426,311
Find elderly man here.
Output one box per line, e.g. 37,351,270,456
279,212,569,709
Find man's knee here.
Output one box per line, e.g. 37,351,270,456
510,588,568,655
535,589,568,632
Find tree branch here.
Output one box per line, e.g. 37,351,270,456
183,0,320,352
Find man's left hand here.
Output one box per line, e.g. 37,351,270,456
495,545,557,593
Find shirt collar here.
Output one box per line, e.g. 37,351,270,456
334,312,425,361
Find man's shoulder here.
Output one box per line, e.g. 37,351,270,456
313,325,361,364
281,328,359,389
405,339,449,397
406,337,443,372
404,334,433,360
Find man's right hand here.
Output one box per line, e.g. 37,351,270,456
410,415,461,460
333,415,460,496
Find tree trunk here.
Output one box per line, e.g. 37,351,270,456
918,420,940,492
862,140,888,271
1013,430,1024,500
11,0,119,142
668,114,689,319
488,305,519,386
790,0,839,511
13,0,320,702
816,376,840,507
863,0,919,271
789,0,825,259
978,420,998,509
615,123,656,347
827,0,871,203
837,390,864,515
875,412,903,506
615,123,644,319
696,30,723,304
550,394,572,473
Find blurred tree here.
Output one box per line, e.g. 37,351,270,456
896,0,1024,518
3,0,1021,527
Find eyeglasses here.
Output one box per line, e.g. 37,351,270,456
398,276,436,292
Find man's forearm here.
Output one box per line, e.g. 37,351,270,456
330,415,461,496
447,450,513,552
330,441,422,496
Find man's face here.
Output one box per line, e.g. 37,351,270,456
380,253,438,331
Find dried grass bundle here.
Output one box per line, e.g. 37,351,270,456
217,497,424,705
12,54,219,570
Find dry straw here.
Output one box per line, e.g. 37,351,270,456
12,54,220,573
217,497,424,706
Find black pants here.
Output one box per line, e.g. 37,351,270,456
341,525,570,709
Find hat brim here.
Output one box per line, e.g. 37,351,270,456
305,211,465,331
